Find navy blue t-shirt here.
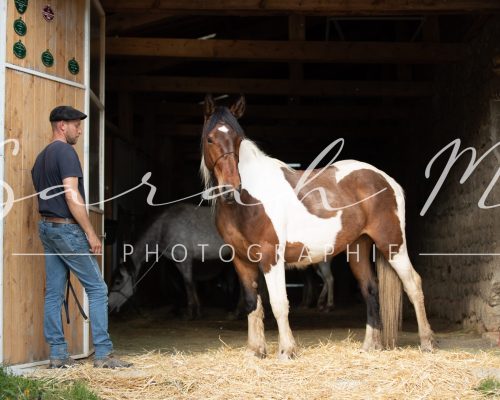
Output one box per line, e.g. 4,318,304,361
31,141,86,218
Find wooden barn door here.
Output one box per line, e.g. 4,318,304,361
86,0,106,356
0,0,105,366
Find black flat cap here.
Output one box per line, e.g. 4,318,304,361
49,105,87,122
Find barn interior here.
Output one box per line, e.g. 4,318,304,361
100,2,500,343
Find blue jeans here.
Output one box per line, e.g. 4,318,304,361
38,221,113,359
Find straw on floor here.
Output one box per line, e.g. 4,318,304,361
31,337,500,400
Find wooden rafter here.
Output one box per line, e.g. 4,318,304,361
157,124,401,137
102,0,500,15
106,38,465,64
106,13,173,34
107,75,434,97
146,102,418,120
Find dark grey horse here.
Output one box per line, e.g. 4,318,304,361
108,203,232,317
301,261,335,312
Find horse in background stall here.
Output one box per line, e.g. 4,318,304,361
200,94,435,359
301,261,335,312
108,203,235,318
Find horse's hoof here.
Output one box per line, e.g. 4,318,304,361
226,311,245,321
420,338,437,352
225,312,238,321
277,348,297,361
246,346,267,359
181,312,195,321
361,341,383,352
321,305,335,313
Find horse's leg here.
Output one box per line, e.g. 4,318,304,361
174,259,201,319
300,268,315,308
263,258,297,360
233,256,267,358
315,265,327,310
316,261,334,312
226,280,246,320
348,235,383,351
386,245,435,351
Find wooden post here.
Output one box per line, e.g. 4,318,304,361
118,92,134,141
288,15,305,105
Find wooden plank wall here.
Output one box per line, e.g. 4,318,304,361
89,209,104,272
3,0,86,365
6,0,85,85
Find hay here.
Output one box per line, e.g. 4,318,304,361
30,337,500,400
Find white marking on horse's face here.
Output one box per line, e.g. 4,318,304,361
238,139,343,257
218,125,229,133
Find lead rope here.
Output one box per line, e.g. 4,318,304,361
63,271,88,324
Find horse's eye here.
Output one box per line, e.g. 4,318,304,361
207,137,213,144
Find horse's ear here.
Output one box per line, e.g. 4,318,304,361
230,95,246,119
204,94,215,118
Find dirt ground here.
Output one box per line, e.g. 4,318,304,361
109,304,498,356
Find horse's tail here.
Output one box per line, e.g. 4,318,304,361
376,252,403,348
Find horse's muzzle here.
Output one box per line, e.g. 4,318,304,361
221,184,241,204
222,189,235,203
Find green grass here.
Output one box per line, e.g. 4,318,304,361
0,366,99,400
476,377,500,397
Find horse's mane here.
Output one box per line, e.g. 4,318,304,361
239,139,295,173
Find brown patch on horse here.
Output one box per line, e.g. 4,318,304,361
339,169,404,257
282,167,403,256
281,167,341,219
215,190,279,274
284,241,311,265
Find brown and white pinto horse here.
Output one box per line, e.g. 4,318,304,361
200,95,434,359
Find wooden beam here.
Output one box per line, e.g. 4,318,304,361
108,76,434,97
288,15,305,104
147,102,417,120
118,93,134,141
422,16,441,42
106,38,466,64
158,123,401,137
102,0,500,15
106,13,173,35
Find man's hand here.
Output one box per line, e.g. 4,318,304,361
63,176,102,255
87,232,102,255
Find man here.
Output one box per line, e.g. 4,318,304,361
31,105,131,369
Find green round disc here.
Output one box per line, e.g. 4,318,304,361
13,18,27,36
13,40,26,59
41,49,54,67
14,0,29,14
68,58,80,75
